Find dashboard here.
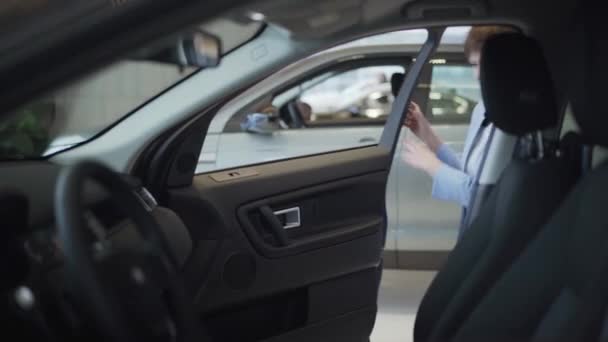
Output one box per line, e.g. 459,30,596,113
0,160,193,296
0,160,196,341
0,162,133,265
22,198,129,268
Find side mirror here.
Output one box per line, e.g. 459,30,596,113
130,30,222,68
241,113,284,135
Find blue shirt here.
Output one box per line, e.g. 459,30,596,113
431,103,490,208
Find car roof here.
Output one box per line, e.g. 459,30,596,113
0,0,583,124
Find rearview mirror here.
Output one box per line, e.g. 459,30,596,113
178,31,222,67
130,30,222,68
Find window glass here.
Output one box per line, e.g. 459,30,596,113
0,18,262,160
0,62,196,160
198,25,486,175
202,63,405,175
425,64,481,124
297,65,404,124
197,27,428,174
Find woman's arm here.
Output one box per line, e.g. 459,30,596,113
431,164,474,207
435,143,462,170
402,141,472,207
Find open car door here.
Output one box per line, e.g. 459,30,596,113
138,29,443,342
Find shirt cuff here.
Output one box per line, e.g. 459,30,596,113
435,143,461,169
436,144,452,161
431,164,468,207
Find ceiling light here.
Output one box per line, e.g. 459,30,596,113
430,59,447,64
247,11,266,22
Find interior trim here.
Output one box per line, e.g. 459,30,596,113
380,27,444,155
383,250,449,270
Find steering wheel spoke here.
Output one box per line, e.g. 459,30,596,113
54,161,194,342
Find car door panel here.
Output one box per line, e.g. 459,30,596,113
207,124,397,266
236,172,386,258
382,146,401,267
166,147,388,341
261,307,377,342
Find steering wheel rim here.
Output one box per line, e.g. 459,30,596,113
286,101,306,128
54,161,188,341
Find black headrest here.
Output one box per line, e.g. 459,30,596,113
391,73,404,97
573,14,608,147
481,33,558,136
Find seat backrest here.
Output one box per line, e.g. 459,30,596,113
449,15,608,340
413,33,581,342
451,160,608,341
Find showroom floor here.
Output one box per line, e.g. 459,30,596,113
371,270,436,342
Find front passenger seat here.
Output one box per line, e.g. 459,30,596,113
413,33,581,342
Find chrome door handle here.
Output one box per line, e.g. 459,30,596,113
274,207,301,229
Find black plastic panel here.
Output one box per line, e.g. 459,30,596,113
262,308,377,342
202,267,381,342
237,173,386,258
307,267,381,323
204,287,308,341
168,147,389,315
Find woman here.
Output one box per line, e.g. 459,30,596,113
402,26,515,230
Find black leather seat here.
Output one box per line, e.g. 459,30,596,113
413,33,582,342
449,18,608,341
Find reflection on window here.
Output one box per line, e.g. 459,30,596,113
426,65,481,121
296,65,404,123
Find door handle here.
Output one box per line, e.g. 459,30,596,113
359,137,377,144
273,207,301,229
260,206,289,246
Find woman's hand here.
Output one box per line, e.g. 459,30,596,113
402,140,442,177
403,101,442,152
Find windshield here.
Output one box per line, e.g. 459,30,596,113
0,61,196,159
0,18,262,160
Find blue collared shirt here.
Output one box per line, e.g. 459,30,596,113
431,102,490,208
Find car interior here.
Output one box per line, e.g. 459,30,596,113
0,0,604,341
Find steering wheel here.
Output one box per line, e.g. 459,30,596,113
54,161,196,341
285,101,307,128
